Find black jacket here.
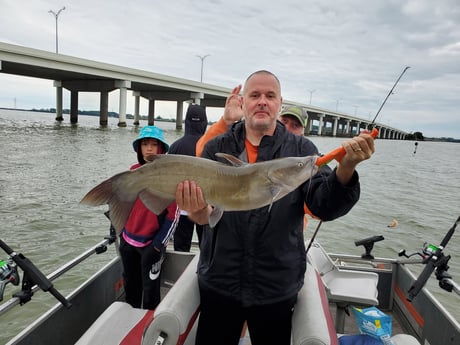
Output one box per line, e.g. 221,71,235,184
199,120,360,307
169,104,207,156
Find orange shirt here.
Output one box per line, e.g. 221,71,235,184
196,117,228,157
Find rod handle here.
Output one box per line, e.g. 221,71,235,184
315,127,379,167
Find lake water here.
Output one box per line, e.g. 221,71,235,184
0,109,459,343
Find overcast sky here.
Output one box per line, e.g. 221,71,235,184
1,0,459,138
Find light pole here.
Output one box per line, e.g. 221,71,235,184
353,105,359,116
336,99,341,112
308,89,316,105
48,6,66,53
196,54,210,83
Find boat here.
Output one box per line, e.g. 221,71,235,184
1,217,459,345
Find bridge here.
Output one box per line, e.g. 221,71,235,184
0,41,406,139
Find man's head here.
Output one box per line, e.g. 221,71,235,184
279,106,308,136
242,70,283,133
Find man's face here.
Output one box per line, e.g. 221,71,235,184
280,115,304,136
242,73,282,132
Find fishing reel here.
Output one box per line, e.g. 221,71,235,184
398,241,437,260
405,216,459,301
0,239,72,308
0,258,20,302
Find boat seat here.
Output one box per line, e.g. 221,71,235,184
75,255,200,345
292,262,339,345
142,255,200,345
307,241,379,333
74,301,153,345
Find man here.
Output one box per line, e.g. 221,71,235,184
278,105,308,136
176,70,374,345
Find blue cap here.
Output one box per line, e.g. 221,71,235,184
132,126,169,152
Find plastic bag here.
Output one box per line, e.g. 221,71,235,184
352,306,394,345
339,334,382,345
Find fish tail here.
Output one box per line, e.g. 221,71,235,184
80,174,135,233
80,178,113,206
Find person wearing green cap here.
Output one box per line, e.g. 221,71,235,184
278,106,309,136
119,126,179,310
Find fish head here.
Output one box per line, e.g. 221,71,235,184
266,155,318,189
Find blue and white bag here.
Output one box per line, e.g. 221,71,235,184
352,306,394,345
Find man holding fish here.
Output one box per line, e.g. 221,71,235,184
175,70,375,345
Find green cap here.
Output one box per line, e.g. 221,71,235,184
279,106,308,128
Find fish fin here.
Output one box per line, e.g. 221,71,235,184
271,186,283,200
144,154,162,163
80,178,113,206
139,189,175,215
215,153,247,167
109,199,136,234
267,186,282,213
209,207,224,228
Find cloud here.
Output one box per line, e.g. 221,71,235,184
0,0,459,138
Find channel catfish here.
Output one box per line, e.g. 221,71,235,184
80,153,318,232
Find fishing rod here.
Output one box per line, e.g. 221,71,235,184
309,67,412,249
0,239,72,309
406,216,459,301
369,66,410,128
316,66,411,167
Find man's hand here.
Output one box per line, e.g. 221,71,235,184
336,131,375,185
176,180,210,225
223,84,243,125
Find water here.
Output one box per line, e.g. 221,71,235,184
0,109,459,342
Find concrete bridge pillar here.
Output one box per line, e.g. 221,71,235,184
345,120,351,136
305,116,312,136
133,91,141,126
356,121,361,135
317,113,325,136
332,116,339,137
115,80,131,127
70,91,78,124
176,101,184,130
99,91,109,126
148,100,155,125
191,92,204,105
53,81,63,121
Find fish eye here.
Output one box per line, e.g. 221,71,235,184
297,162,304,167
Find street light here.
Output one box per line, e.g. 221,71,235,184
353,105,359,116
336,99,341,112
48,6,66,53
196,54,210,83
308,89,316,105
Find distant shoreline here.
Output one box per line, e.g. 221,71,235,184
0,107,218,125
1,107,458,143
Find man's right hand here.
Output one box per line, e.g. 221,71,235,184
176,180,210,225
223,84,244,125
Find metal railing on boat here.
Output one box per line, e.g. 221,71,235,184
0,237,116,315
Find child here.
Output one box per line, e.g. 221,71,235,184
119,126,179,309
